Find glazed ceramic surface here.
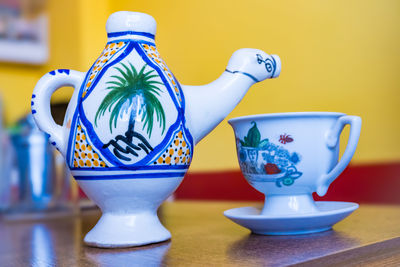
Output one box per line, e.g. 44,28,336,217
229,112,361,216
224,201,359,235
31,11,281,247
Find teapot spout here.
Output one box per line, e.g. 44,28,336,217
181,48,281,144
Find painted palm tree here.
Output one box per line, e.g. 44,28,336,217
94,62,166,161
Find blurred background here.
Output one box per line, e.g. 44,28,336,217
0,0,399,204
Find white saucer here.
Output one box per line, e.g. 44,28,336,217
224,201,359,235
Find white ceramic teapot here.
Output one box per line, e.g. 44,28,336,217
31,11,281,247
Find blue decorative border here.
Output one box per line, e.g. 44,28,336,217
74,171,185,180
81,41,131,101
135,42,183,111
107,31,155,39
174,78,194,149
70,164,188,172
49,69,70,75
109,39,155,46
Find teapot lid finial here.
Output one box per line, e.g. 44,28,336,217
106,11,156,35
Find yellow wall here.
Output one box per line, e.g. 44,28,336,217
1,0,399,171
0,0,83,123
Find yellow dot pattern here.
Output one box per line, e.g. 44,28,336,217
153,130,191,166
82,41,126,98
72,123,108,169
141,43,183,103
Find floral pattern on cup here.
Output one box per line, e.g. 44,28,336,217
237,121,302,187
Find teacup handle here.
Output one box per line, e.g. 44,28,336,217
31,69,85,157
316,115,362,196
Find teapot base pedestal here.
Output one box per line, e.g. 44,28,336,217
83,212,171,248
77,176,183,248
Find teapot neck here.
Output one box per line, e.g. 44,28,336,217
107,31,155,44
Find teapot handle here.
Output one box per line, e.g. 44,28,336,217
31,69,85,156
316,115,362,196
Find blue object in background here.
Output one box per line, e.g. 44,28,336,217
10,114,55,211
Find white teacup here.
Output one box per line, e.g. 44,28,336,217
229,112,361,216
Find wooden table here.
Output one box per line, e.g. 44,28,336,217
1,201,400,266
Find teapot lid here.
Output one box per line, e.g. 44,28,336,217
106,11,156,36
